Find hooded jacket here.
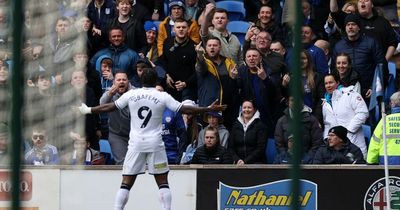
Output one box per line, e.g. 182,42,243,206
228,111,267,164
274,106,323,158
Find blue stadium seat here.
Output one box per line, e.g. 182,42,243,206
265,138,277,164
216,1,246,21
164,2,169,17
99,139,114,164
363,124,371,147
227,21,250,45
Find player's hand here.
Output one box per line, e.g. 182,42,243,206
78,103,92,114
207,99,227,111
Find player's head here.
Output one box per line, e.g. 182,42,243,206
140,68,157,87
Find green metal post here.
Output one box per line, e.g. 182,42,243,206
10,0,23,210
290,0,303,209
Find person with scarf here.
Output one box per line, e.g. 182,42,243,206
322,73,369,158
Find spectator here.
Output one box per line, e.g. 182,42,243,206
251,4,285,44
334,52,361,93
198,111,229,148
283,50,324,123
0,62,9,123
322,73,369,157
326,1,356,45
195,37,239,130
270,40,292,69
237,48,283,136
139,21,159,63
179,100,202,164
314,39,331,72
0,122,8,164
159,18,197,101
62,131,106,165
107,0,146,52
90,27,141,87
157,84,188,164
332,13,387,101
358,0,398,61
199,7,243,65
244,0,281,24
273,134,313,164
301,25,329,76
191,126,233,164
25,126,60,165
185,0,207,22
69,69,102,151
228,100,267,165
86,0,116,54
99,71,133,165
367,91,400,165
313,126,366,164
95,55,114,93
157,0,200,57
275,96,323,162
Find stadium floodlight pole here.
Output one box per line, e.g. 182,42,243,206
285,0,303,209
10,0,24,209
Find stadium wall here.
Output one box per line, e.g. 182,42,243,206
0,166,398,210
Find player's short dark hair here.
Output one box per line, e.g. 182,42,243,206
140,68,157,87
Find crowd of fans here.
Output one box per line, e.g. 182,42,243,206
0,0,400,165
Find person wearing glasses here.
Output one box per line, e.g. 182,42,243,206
25,126,59,165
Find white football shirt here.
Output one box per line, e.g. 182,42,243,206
115,87,182,152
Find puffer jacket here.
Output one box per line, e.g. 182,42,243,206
228,111,267,164
274,106,323,158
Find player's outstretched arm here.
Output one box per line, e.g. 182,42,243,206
78,102,117,114
180,99,227,114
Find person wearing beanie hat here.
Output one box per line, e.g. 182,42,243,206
157,0,201,57
344,13,361,28
144,21,158,33
169,0,185,12
197,111,229,149
312,125,366,164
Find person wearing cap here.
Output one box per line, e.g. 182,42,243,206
140,21,159,63
191,126,233,164
367,91,400,165
106,0,146,52
157,0,200,57
333,13,387,102
313,126,366,164
197,111,229,148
